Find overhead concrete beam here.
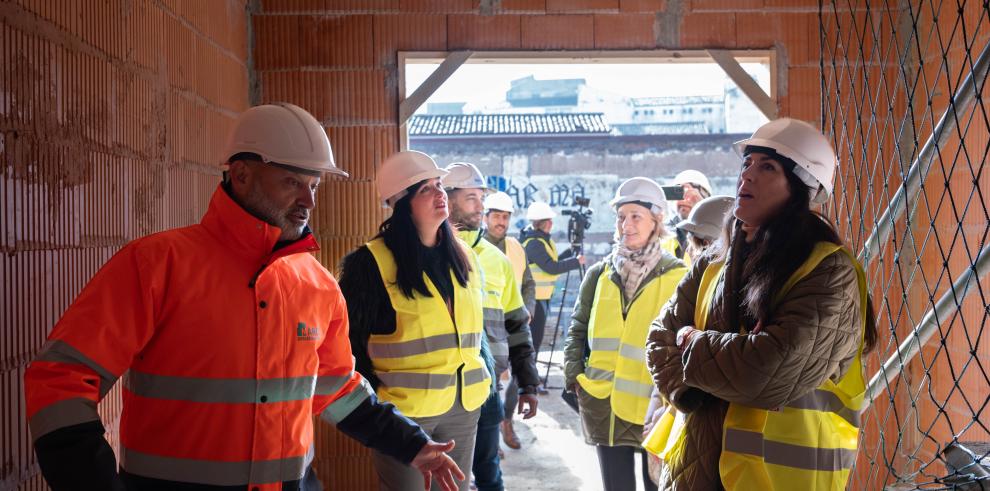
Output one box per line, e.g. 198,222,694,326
399,50,473,125
707,49,778,120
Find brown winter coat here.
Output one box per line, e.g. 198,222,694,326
564,253,685,447
645,247,863,490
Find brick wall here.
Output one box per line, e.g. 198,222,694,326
0,1,249,489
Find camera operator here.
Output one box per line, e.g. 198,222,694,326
663,170,712,262
519,201,585,393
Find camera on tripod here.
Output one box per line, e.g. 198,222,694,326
561,196,593,252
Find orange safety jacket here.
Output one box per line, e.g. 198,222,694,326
24,185,382,490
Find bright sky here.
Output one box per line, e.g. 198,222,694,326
405,62,771,109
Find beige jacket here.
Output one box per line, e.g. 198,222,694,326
645,249,863,490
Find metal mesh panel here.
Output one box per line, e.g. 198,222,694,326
822,1,990,489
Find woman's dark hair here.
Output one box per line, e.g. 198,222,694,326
706,149,878,353
376,180,471,299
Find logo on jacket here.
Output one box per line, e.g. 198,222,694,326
296,322,320,341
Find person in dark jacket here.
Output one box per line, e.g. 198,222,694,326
519,201,584,393
646,118,878,490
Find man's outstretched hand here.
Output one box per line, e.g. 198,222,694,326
410,439,465,491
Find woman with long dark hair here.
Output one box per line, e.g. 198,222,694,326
645,118,877,490
339,150,492,491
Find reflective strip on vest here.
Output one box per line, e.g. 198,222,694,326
35,340,118,398
365,238,490,417
124,370,333,404
321,377,374,424
28,397,100,441
723,428,857,471
368,333,481,359
120,445,314,486
785,388,861,427
523,237,559,300
577,263,685,425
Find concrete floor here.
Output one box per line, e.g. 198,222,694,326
496,349,650,491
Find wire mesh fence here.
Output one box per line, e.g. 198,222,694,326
821,0,990,489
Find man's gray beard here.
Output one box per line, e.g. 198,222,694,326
240,182,305,241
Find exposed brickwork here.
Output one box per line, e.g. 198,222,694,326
1,1,249,488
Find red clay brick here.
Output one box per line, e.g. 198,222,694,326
547,0,618,13
300,15,374,68
253,15,302,70
373,14,446,66
784,66,821,122
763,0,818,8
680,12,736,48
260,0,399,12
499,0,546,12
448,15,522,49
399,0,476,12
690,0,761,11
619,0,665,12
594,14,655,48
520,15,595,49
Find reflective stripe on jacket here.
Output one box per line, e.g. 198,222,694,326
24,185,373,490
577,262,686,425
659,241,867,490
365,237,491,417
522,236,559,300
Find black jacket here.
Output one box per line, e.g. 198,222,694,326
519,226,582,275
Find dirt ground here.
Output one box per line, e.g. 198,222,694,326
496,349,650,491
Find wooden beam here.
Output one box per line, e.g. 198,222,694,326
399,50,473,125
707,49,778,120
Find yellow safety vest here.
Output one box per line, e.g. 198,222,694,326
661,236,691,267
577,262,687,425
649,242,867,490
459,230,525,375
522,236,559,300
504,236,528,286
365,238,491,418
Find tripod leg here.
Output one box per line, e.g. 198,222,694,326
542,269,571,387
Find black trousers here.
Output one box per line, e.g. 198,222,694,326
595,445,658,491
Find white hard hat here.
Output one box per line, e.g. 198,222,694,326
733,118,837,204
677,195,734,241
484,191,514,213
376,150,448,207
442,162,488,190
526,201,556,221
223,103,347,177
610,177,666,214
672,170,712,195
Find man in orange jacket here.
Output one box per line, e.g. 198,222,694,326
23,103,466,491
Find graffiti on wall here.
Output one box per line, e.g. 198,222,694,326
486,175,587,209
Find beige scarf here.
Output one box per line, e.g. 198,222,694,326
610,236,667,302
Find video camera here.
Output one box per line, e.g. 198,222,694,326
561,196,593,253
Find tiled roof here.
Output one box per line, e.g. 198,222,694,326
408,113,611,136
633,95,723,107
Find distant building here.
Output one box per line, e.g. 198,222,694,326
506,75,586,108
426,102,466,115
442,75,764,136
408,113,611,141
613,95,725,135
